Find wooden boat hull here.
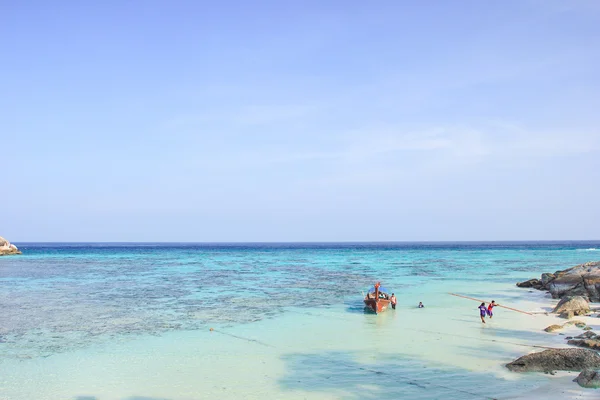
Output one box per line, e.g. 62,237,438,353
364,298,390,314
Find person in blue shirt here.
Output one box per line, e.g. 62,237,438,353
478,303,487,323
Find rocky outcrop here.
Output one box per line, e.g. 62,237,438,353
574,370,600,388
0,236,21,256
568,339,600,351
553,296,591,319
516,278,544,289
549,262,600,301
544,320,589,333
506,348,600,373
568,331,600,351
574,331,598,340
517,261,600,301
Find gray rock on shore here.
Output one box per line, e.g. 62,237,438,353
516,278,543,289
568,331,600,351
553,296,591,319
0,236,21,256
568,339,600,351
506,348,600,373
575,331,598,340
574,369,600,388
517,261,600,301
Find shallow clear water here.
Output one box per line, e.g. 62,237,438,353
1,242,599,399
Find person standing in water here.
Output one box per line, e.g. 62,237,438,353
487,300,497,318
478,302,487,323
390,293,397,310
418,302,424,308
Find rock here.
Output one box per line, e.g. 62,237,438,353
560,310,575,319
0,236,21,256
566,336,574,340
574,369,600,388
568,339,600,350
575,331,598,339
506,348,600,373
544,324,564,333
548,262,600,301
517,278,544,289
563,320,586,327
553,296,591,317
541,273,556,288
584,326,593,331
519,261,600,301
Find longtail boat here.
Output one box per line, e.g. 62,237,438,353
363,282,391,314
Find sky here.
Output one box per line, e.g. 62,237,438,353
1,0,599,242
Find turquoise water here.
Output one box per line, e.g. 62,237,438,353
1,242,599,399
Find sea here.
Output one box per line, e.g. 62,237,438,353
1,241,600,400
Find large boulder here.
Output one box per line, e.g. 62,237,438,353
574,370,600,388
548,262,600,301
506,348,600,373
553,296,591,318
0,236,21,256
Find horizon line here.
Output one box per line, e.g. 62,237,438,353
12,239,600,244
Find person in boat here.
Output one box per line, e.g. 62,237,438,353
478,302,487,324
390,293,397,309
418,302,424,308
487,300,497,318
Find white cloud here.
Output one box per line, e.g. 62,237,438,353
259,123,599,166
180,122,599,174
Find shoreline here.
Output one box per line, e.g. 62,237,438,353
506,265,600,399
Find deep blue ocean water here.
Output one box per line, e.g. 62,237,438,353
1,241,599,361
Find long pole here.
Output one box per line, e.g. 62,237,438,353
449,292,534,316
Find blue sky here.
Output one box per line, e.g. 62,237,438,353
2,0,599,241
